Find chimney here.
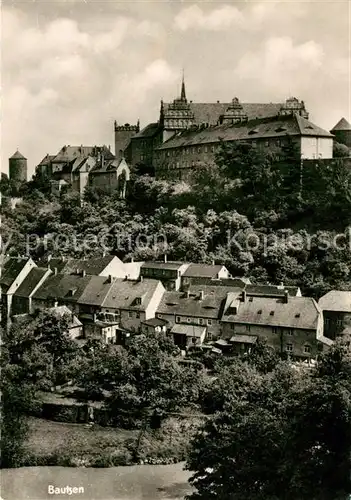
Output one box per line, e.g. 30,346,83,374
76,268,80,275
241,290,246,302
47,255,52,263
131,257,134,263
164,254,167,263
140,275,143,282
107,274,113,283
54,267,58,276
199,290,204,300
212,259,215,266
82,270,86,278
186,290,190,298
54,301,58,308
284,290,289,303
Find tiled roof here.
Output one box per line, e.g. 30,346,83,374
14,268,49,297
141,261,187,271
37,154,55,166
157,115,332,150
182,263,225,278
10,150,26,160
33,274,92,303
36,258,68,273
132,123,161,139
163,102,282,125
51,146,95,163
78,277,161,310
157,285,242,319
331,117,351,131
319,291,351,313
0,257,31,288
60,255,122,276
170,324,206,338
222,296,321,330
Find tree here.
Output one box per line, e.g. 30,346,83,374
186,345,351,500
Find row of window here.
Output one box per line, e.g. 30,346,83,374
169,315,213,326
100,310,141,319
287,344,312,353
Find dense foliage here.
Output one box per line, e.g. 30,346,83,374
186,340,351,500
2,142,350,298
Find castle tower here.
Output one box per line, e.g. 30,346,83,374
9,150,27,183
330,118,351,148
222,97,248,125
114,121,140,162
278,97,309,119
161,74,195,142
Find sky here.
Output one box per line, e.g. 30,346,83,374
2,0,350,177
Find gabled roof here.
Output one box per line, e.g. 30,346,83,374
157,285,242,319
10,150,26,160
245,284,300,297
157,115,332,150
36,257,69,274
222,296,321,330
60,255,123,276
37,154,55,167
182,263,226,278
14,268,49,298
78,277,161,310
141,261,188,271
51,146,95,163
319,291,351,313
141,317,168,327
0,257,32,288
33,274,92,303
331,117,351,131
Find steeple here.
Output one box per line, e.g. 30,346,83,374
180,70,187,102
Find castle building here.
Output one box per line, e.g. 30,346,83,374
36,145,130,198
9,150,28,183
330,117,351,148
114,76,333,181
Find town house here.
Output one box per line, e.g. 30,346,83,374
318,291,351,340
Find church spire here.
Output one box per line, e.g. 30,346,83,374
180,69,187,102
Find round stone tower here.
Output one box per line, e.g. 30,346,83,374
9,150,27,182
330,118,351,148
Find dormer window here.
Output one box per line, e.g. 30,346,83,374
248,129,258,135
68,288,77,297
270,311,275,316
135,297,142,306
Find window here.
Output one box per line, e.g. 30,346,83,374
207,319,212,325
199,318,204,325
231,324,235,330
158,313,162,318
272,327,278,334
176,316,181,323
128,311,133,318
286,343,293,352
265,140,269,147
304,345,311,353
276,139,281,147
204,146,208,153
325,318,330,326
246,325,251,332
136,312,140,319
287,329,294,336
207,332,212,340
336,319,343,326
187,317,191,323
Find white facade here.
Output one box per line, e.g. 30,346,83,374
300,136,333,159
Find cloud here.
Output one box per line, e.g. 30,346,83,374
235,37,324,93
174,4,244,31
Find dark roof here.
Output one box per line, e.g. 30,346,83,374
14,268,49,298
163,102,282,125
230,334,258,344
157,285,242,319
331,117,351,131
319,291,351,313
78,277,161,310
222,296,321,330
51,146,95,163
37,154,55,167
157,115,332,150
182,263,226,278
0,257,31,288
9,150,26,160
60,256,122,276
32,274,92,303
36,258,73,274
141,261,187,271
132,123,160,139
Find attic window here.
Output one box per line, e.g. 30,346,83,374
275,126,287,132
166,302,179,306
305,125,314,130
249,297,253,302
68,288,77,296
135,297,142,305
295,313,301,318
257,310,262,314
270,311,275,316
248,129,258,135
